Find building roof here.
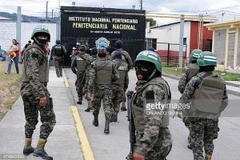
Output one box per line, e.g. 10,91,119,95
204,19,240,30
151,20,212,29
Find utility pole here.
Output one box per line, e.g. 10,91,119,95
140,0,143,10
198,14,204,50
56,0,61,40
17,6,21,62
46,1,48,21
178,15,184,68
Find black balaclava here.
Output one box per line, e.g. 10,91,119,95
34,33,48,45
135,61,156,81
199,66,215,72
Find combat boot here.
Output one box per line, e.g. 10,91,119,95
104,120,110,134
187,136,192,150
23,138,34,155
85,101,93,112
121,102,127,111
33,138,53,160
187,144,193,150
92,117,99,127
77,97,82,105
205,154,212,160
112,113,118,123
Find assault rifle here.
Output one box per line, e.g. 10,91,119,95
126,91,135,160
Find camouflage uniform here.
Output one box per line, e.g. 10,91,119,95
111,48,133,110
111,58,129,120
111,48,133,71
51,42,67,77
127,50,172,160
131,77,172,160
88,57,119,132
178,64,199,94
178,63,199,147
179,71,228,160
83,55,98,96
21,43,56,140
71,51,90,103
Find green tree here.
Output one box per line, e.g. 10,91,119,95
146,18,157,26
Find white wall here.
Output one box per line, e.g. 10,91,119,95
146,21,191,56
0,21,56,52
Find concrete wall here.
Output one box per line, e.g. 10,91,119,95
214,30,226,64
0,21,56,52
147,21,191,54
228,33,235,68
238,28,240,67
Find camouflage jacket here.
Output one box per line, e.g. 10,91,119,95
71,51,90,74
20,43,49,99
88,58,119,91
179,71,228,118
178,63,199,94
133,77,172,156
112,59,129,89
111,48,133,71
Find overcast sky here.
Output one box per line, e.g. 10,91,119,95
1,0,240,24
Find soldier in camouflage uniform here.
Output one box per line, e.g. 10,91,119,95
179,51,228,160
71,45,90,104
128,50,172,160
111,51,129,122
177,49,202,149
111,40,133,111
88,47,119,134
21,25,56,160
84,47,98,112
51,40,67,77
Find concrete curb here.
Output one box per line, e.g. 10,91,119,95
162,73,240,97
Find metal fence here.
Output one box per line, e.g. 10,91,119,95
145,41,187,67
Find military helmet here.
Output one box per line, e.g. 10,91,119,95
135,50,162,72
190,49,202,61
197,51,217,66
31,25,50,41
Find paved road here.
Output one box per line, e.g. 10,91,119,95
65,68,240,160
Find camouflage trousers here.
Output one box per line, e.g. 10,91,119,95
126,128,172,160
21,92,56,140
75,72,86,101
189,118,219,160
54,56,63,77
112,84,124,113
83,74,90,98
92,85,114,121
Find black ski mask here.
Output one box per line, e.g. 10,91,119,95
135,61,156,81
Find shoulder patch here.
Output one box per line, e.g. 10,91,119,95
145,90,154,100
31,53,39,59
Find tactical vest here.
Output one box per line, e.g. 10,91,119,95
113,61,128,85
96,61,112,84
187,63,199,82
54,45,63,56
132,78,171,137
76,55,86,71
22,44,49,83
191,74,225,114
